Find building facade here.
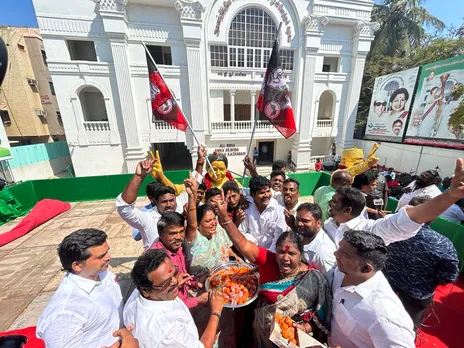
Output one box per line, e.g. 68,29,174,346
32,0,376,177
0,27,65,145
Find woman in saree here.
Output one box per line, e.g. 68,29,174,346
215,193,332,347
183,176,239,347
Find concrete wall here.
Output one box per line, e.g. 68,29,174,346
354,139,463,178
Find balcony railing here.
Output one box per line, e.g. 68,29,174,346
153,121,176,130
83,121,110,131
316,119,333,128
210,120,276,133
309,155,335,164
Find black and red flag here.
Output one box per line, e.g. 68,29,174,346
147,54,187,131
256,35,296,138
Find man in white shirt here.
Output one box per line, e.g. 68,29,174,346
324,158,464,246
396,169,442,211
285,203,336,273
280,178,303,215
440,203,464,224
117,158,184,251
238,175,287,251
37,229,125,348
124,249,223,348
329,230,415,348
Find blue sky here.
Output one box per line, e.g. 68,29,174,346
0,0,463,30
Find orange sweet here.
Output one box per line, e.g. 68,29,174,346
209,266,258,306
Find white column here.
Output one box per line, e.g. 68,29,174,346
175,0,207,167
230,90,235,132
339,22,377,151
292,15,328,169
250,91,256,123
98,2,145,172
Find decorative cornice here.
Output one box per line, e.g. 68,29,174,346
354,21,380,38
174,0,206,20
93,0,128,12
37,17,105,37
302,15,329,33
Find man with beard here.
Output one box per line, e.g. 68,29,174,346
117,159,183,250
280,178,303,215
313,170,352,223
222,181,245,227
37,229,126,348
285,203,336,273
324,158,464,246
329,230,415,348
238,175,287,251
395,169,442,211
150,212,209,309
123,249,224,348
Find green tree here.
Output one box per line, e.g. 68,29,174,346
371,0,445,57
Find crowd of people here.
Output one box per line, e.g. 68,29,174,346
35,145,464,348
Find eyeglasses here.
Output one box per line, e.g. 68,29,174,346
152,265,179,292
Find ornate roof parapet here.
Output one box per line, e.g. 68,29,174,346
302,15,329,34
174,0,206,20
354,21,380,38
93,0,128,13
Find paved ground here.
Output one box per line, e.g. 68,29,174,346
0,195,313,332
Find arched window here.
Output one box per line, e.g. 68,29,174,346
317,91,334,120
79,86,108,122
210,8,294,70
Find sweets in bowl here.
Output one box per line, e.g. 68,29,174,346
206,261,259,308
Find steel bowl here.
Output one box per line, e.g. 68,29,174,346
205,261,260,309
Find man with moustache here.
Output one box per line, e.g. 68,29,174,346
37,229,126,348
285,203,336,273
222,180,246,226
238,175,286,251
117,159,184,250
280,178,303,215
124,249,224,348
314,170,352,223
324,158,464,246
150,212,209,308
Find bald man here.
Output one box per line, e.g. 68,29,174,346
313,170,352,223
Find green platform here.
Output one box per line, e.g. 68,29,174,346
3,170,463,271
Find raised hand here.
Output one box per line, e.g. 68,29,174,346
149,150,163,178
216,191,229,219
449,158,464,199
184,175,198,196
135,159,155,178
284,209,296,231
197,144,207,161
243,155,254,171
234,208,245,225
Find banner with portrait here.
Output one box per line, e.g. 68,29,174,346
364,67,420,143
404,55,464,149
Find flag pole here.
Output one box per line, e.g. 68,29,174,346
142,41,217,178
241,22,283,184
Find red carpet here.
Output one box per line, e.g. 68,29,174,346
416,277,464,348
0,199,70,247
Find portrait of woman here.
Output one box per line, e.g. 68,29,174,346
389,88,410,120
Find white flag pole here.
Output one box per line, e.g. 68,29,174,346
142,41,216,178
240,22,283,184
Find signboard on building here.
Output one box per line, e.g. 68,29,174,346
364,67,420,143
404,55,464,149
0,122,12,161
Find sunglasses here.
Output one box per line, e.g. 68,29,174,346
152,265,179,292
374,102,387,107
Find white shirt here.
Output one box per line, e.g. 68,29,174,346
440,204,464,224
238,197,286,252
278,198,304,217
123,290,203,348
37,270,123,348
116,194,184,250
396,182,441,212
324,206,422,246
328,268,415,348
303,229,337,274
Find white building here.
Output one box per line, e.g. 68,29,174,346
32,0,376,177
